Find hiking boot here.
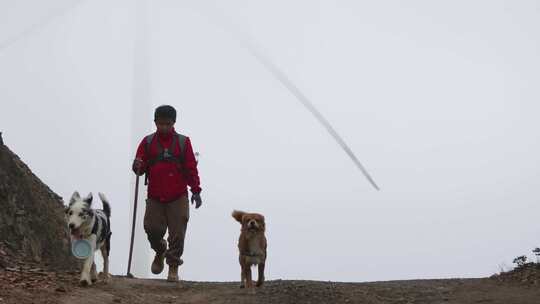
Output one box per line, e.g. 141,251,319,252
167,265,179,282
151,252,165,274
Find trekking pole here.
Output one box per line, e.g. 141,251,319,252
126,175,140,278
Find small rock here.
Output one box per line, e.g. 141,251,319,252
113,298,122,303
55,286,67,292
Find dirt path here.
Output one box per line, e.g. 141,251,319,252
3,266,540,304
54,276,540,304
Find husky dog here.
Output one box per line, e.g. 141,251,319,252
65,191,111,286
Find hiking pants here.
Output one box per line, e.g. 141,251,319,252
143,195,189,266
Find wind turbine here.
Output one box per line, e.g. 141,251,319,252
0,0,381,280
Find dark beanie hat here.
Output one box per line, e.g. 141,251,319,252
154,105,177,122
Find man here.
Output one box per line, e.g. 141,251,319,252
132,105,202,282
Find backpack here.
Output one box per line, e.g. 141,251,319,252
143,132,187,185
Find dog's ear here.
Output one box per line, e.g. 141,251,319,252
257,214,266,230
232,210,245,223
84,208,94,217
83,192,93,205
69,191,81,205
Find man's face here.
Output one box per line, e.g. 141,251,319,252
155,118,175,134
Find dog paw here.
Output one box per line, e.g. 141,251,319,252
256,280,264,287
79,279,92,287
98,273,111,284
98,272,112,280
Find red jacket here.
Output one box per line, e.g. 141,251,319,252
135,129,201,203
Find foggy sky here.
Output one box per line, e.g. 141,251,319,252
1,0,539,282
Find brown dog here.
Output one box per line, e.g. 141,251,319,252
232,210,267,288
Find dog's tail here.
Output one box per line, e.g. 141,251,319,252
232,210,246,223
98,192,111,218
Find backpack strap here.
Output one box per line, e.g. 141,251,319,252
143,133,155,186
176,133,186,163
144,133,155,157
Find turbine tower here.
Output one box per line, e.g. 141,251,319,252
130,0,152,278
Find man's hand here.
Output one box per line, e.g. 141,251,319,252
132,159,145,176
191,193,202,209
